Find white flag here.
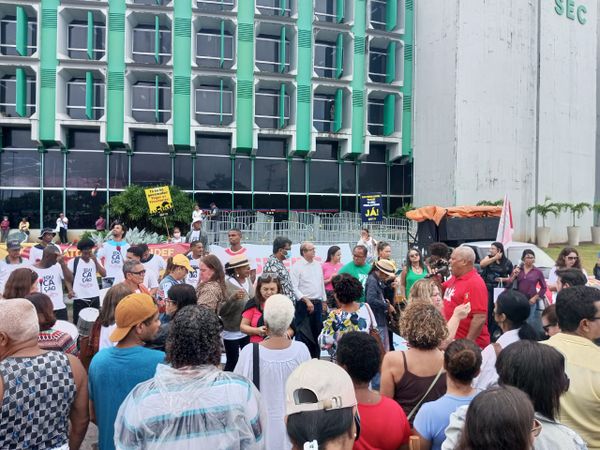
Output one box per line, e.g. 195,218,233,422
496,194,514,245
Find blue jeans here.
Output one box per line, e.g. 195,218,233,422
370,325,388,391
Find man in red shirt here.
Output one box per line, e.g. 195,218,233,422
442,246,490,348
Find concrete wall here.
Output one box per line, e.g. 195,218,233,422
414,0,598,243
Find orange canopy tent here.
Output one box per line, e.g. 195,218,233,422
406,206,502,226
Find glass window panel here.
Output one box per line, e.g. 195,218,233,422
314,141,338,160
43,190,63,227
253,193,287,210
341,195,356,213
313,95,335,132
368,99,385,135
369,47,387,82
66,152,106,188
370,0,386,30
257,0,291,16
194,192,231,210
0,189,40,228
289,194,306,210
132,82,171,123
310,161,338,194
195,86,233,126
196,31,234,69
390,197,411,214
131,153,172,186
195,156,231,190
174,154,194,190
197,0,235,13
68,23,87,59
0,18,16,55
254,158,287,192
257,138,286,157
366,144,387,162
256,90,289,128
315,0,336,22
0,76,36,117
233,157,251,191
314,42,336,78
109,152,129,189
256,35,290,72
44,151,64,188
3,127,37,148
309,195,339,211
66,190,104,229
341,162,356,194
134,132,169,153
359,163,387,194
390,162,413,196
233,193,252,210
0,150,40,187
196,134,231,155
68,129,104,150
290,159,305,193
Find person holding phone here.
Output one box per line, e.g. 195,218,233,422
508,249,546,338
480,242,513,340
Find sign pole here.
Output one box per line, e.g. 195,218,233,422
163,216,170,240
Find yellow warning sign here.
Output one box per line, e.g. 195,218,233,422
144,186,173,216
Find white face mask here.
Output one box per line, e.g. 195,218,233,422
173,232,181,238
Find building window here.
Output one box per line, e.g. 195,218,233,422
196,29,234,69
256,34,290,73
197,0,235,12
368,45,387,83
132,25,171,64
367,98,384,135
131,80,171,123
370,0,386,30
66,151,106,188
67,21,105,60
313,94,335,133
315,0,337,22
195,155,232,190
196,134,231,155
195,85,233,126
0,150,39,187
257,0,291,17
132,0,169,5
0,189,41,228
0,75,36,117
66,78,104,120
255,88,290,129
314,41,337,78
0,16,36,56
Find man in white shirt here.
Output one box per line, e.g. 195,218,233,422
185,218,208,247
33,246,73,321
185,240,205,287
0,240,31,295
28,228,60,264
126,246,159,297
96,221,130,288
138,243,167,276
68,238,106,325
290,241,327,358
56,212,69,244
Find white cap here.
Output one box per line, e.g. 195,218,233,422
285,359,357,416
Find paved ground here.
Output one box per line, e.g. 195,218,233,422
82,423,98,450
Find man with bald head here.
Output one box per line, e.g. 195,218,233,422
0,298,89,449
442,246,490,348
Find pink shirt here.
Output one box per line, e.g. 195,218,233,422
322,262,343,291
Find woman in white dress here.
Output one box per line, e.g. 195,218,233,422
234,294,310,450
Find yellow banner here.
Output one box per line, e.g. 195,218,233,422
144,186,173,216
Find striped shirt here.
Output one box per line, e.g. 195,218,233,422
115,364,266,450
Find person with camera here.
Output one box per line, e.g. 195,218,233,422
480,242,513,340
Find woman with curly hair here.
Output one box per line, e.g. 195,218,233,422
196,254,227,312
114,305,266,449
381,302,448,425
319,273,377,359
547,247,587,292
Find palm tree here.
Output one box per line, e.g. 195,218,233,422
526,199,561,228
559,202,592,227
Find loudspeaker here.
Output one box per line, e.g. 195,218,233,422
438,217,500,242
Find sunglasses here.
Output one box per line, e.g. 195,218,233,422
531,418,542,437
542,323,557,333
259,273,279,281
130,269,146,275
567,256,579,260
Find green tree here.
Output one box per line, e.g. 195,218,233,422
106,185,195,235
557,202,592,227
526,198,561,228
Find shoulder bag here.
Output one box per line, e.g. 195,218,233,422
364,303,385,357
252,343,260,391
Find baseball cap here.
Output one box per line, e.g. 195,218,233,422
172,253,194,272
285,359,357,416
374,259,396,276
38,228,56,239
6,240,21,250
192,217,202,224
109,293,158,342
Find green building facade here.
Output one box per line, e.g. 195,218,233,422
0,0,413,228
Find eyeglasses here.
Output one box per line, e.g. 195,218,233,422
531,418,542,437
542,323,557,332
590,316,600,321
409,253,419,258
130,269,146,275
567,256,579,260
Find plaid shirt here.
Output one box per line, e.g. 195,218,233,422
263,255,296,303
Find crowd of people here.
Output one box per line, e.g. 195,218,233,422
0,222,599,450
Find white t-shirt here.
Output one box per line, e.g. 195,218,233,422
185,257,201,287
28,243,60,264
35,264,66,310
142,254,167,276
96,241,130,282
0,258,31,294
192,209,203,223
68,257,101,299
548,266,588,285
99,324,117,350
144,269,159,290
234,341,311,450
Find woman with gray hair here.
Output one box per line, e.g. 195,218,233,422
235,294,311,450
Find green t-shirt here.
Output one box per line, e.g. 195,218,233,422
339,262,372,303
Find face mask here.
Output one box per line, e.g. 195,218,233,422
173,233,181,238
285,251,292,260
